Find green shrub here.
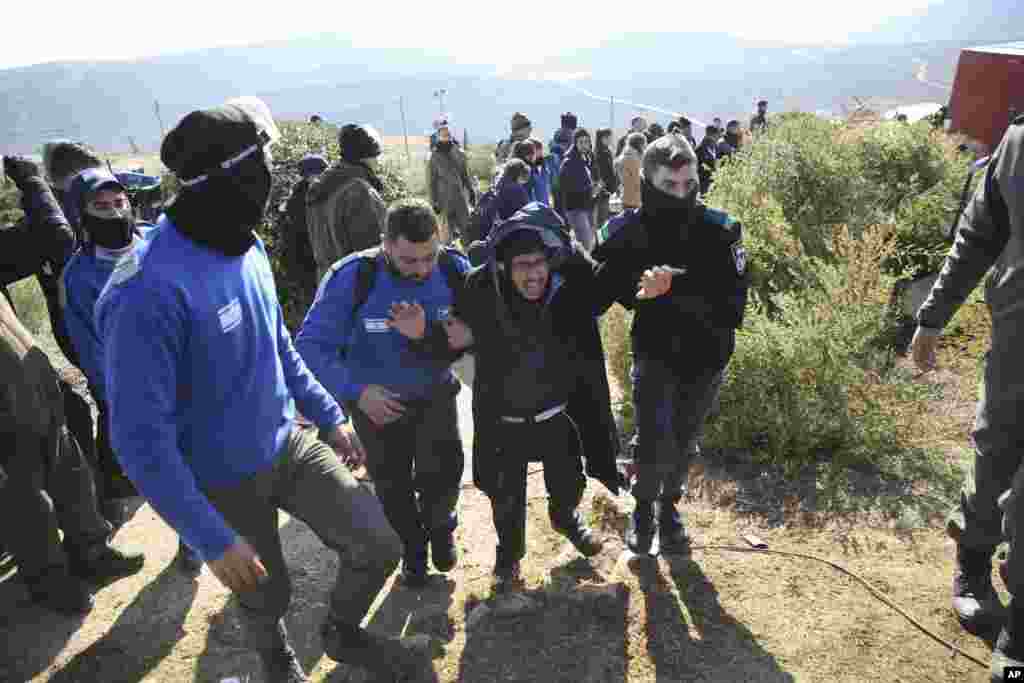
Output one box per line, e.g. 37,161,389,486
0,180,23,226
706,113,974,309
704,225,932,474
8,277,50,336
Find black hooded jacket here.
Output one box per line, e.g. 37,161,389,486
450,206,624,497
590,182,750,374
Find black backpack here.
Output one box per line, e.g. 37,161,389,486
338,245,465,358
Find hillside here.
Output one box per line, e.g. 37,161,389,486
1,0,1021,155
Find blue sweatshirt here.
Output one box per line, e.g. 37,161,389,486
296,249,470,404
94,218,345,561
60,231,148,404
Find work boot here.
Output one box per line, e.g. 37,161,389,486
174,539,204,577
659,497,691,553
259,621,309,683
429,528,458,573
65,541,145,587
320,619,425,680
552,511,604,557
493,559,523,594
952,546,1005,635
992,599,1024,682
626,499,659,555
401,544,429,589
25,566,95,616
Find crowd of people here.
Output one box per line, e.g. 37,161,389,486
2,93,1024,683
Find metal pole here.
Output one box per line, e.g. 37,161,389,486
399,96,412,168
154,100,166,141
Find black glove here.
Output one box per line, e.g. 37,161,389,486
3,155,44,190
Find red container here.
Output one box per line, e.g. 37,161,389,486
949,42,1024,153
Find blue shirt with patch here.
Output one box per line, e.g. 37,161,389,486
296,250,470,404
60,229,152,404
94,218,345,562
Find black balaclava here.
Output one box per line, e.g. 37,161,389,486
66,169,135,249
83,208,135,250
161,104,273,256
640,175,699,223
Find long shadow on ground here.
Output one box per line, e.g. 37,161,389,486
631,552,796,683
455,555,629,683
43,562,200,683
0,569,87,682
194,513,448,683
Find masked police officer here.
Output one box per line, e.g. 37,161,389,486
590,135,750,556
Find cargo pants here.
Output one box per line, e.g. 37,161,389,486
202,427,402,650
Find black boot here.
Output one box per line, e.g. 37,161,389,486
259,620,309,683
401,542,429,589
429,527,457,573
320,619,425,680
659,497,691,553
627,499,659,555
25,566,95,616
65,540,145,587
952,546,1005,635
552,510,604,557
992,599,1024,681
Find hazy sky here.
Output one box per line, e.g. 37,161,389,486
1,0,939,71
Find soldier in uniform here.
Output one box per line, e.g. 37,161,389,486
429,117,476,243
590,135,750,555
911,116,1024,681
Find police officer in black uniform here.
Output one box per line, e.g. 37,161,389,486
591,134,750,555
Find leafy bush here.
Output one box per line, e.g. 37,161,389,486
8,278,50,336
707,113,974,309
0,180,23,226
704,225,924,472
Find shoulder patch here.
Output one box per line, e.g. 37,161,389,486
732,242,748,276
703,207,738,230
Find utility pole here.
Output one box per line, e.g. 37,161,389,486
399,96,412,168
154,100,166,142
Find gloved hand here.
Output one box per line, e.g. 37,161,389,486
3,155,45,190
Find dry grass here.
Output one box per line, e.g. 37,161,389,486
3,475,996,683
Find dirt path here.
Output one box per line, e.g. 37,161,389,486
0,354,999,683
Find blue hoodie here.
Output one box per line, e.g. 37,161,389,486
60,230,149,403
95,218,345,561
296,248,471,404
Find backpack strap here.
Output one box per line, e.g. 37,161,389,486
338,247,382,359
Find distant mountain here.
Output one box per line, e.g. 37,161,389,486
854,0,1024,45
0,18,1011,156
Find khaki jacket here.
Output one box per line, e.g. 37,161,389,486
305,161,387,282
